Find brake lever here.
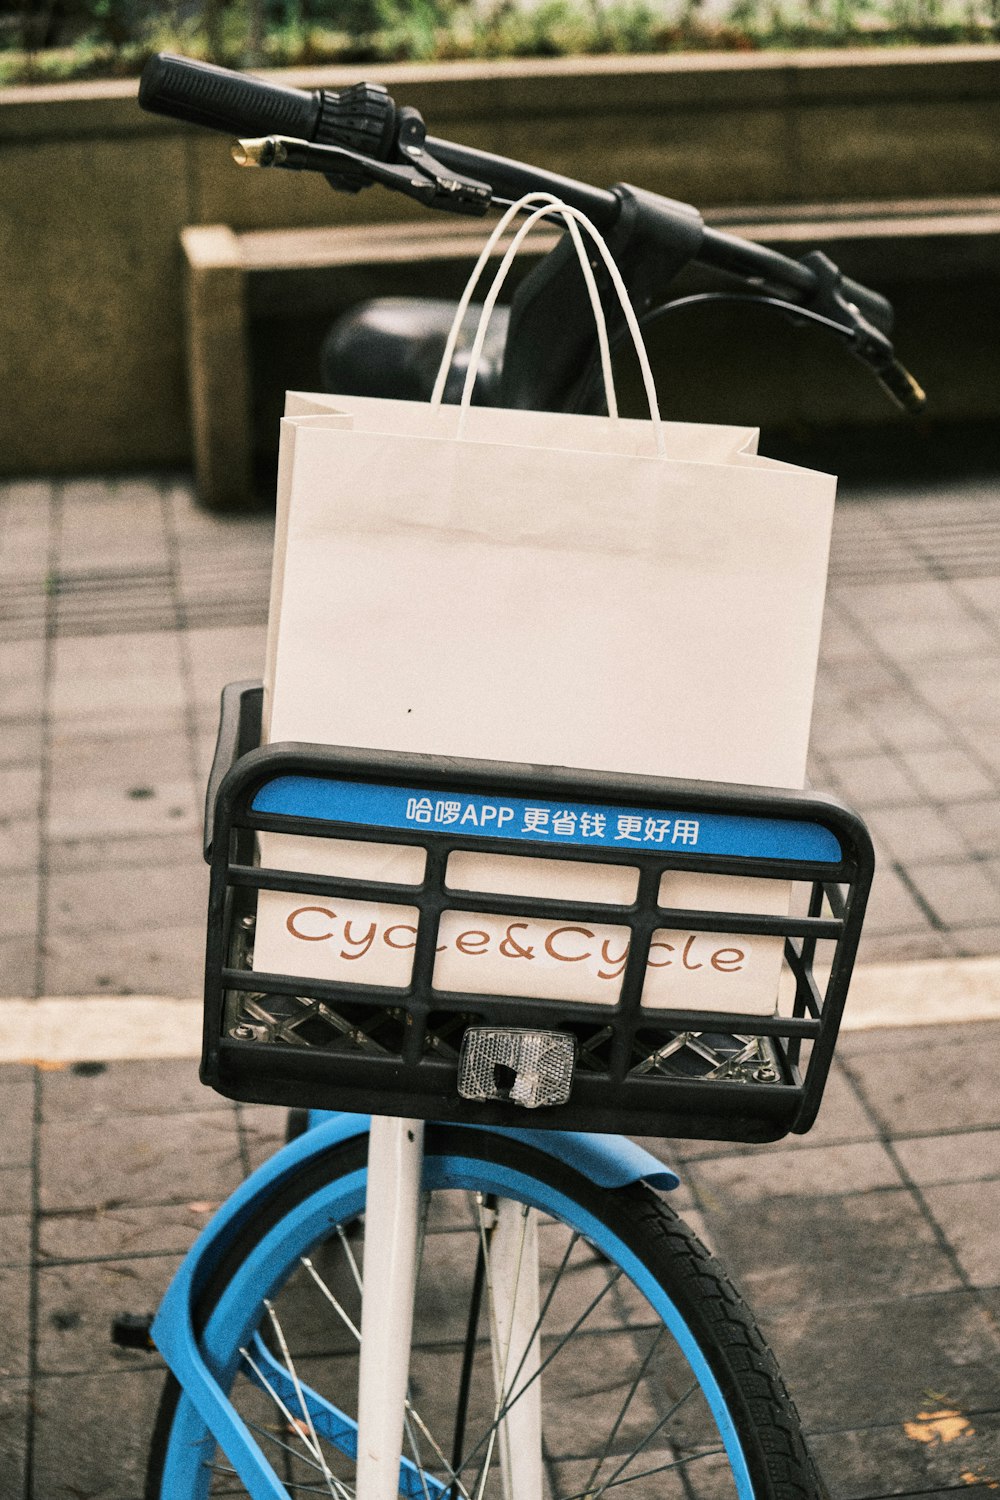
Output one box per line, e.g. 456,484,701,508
233,110,492,217
798,251,926,415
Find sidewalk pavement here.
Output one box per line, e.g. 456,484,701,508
0,467,999,1498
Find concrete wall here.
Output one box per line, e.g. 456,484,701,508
2,46,999,476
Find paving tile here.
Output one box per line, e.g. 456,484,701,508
166,474,272,542
31,1366,164,1500
838,1019,1000,1056
46,861,207,937
863,804,969,865
0,817,41,874
912,656,1000,729
947,798,1000,858
37,1254,181,1375
688,1140,903,1205
49,724,194,779
979,1286,1000,1328
662,1067,877,1165
818,601,872,663
553,1455,687,1500
707,1187,960,1313
38,1201,206,1263
825,656,903,699
42,1057,227,1122
0,720,44,768
809,1409,1000,1500
828,753,922,811
953,574,1000,620
921,1179,1000,1288
900,747,997,804
58,476,169,573
861,695,954,754
0,936,38,998
0,1266,30,1378
0,1169,31,1215
894,1129,1000,1186
0,765,42,823
39,1108,242,1212
0,1379,28,1500
843,1026,1000,1134
779,1064,878,1149
182,624,268,713
949,924,1000,959
194,725,221,785
857,863,931,936
41,919,205,997
0,1080,33,1168
47,727,196,802
0,1214,30,1267
46,774,200,842
0,642,46,721
808,699,882,759
862,611,996,661
904,860,1000,929
238,1102,290,1175
49,630,187,734
0,872,39,941
761,1289,1000,1434
856,926,953,964
46,828,201,873
834,577,983,623
959,707,1000,762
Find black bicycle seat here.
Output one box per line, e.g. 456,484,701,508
320,297,508,406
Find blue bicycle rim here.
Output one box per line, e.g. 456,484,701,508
158,1150,756,1500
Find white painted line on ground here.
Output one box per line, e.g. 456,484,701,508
839,955,1000,1032
0,997,202,1063
0,955,998,1063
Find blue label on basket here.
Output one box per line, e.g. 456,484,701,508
251,776,842,863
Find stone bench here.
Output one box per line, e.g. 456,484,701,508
181,197,1000,508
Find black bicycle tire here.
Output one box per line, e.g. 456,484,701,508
145,1127,821,1500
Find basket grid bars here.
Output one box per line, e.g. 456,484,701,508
216,812,851,1085
201,681,873,1138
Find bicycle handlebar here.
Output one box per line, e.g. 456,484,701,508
139,51,919,406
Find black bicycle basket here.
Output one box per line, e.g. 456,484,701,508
202,681,873,1144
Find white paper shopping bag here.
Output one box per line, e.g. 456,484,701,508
253,197,835,1015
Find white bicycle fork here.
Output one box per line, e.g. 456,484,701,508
356,1116,544,1500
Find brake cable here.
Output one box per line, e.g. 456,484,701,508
634,289,926,414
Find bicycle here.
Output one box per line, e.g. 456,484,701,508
126,51,917,1500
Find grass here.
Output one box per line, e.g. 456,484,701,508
1,0,997,86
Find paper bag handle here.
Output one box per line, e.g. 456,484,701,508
430,191,614,414
432,193,667,457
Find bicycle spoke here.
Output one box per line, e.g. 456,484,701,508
337,1224,364,1295
559,1444,729,1500
495,1224,581,1419
453,1240,625,1484
168,1167,776,1500
239,1345,336,1485
583,1328,666,1494
204,1413,357,1494
264,1299,343,1499
301,1255,362,1343
404,1407,435,1500
406,1401,472,1500
590,1381,703,1500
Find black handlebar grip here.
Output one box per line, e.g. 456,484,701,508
139,52,320,139
839,275,894,337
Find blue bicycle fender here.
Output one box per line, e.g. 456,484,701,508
303,1109,680,1191
150,1111,678,1496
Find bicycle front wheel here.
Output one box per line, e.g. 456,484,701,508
146,1127,819,1500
